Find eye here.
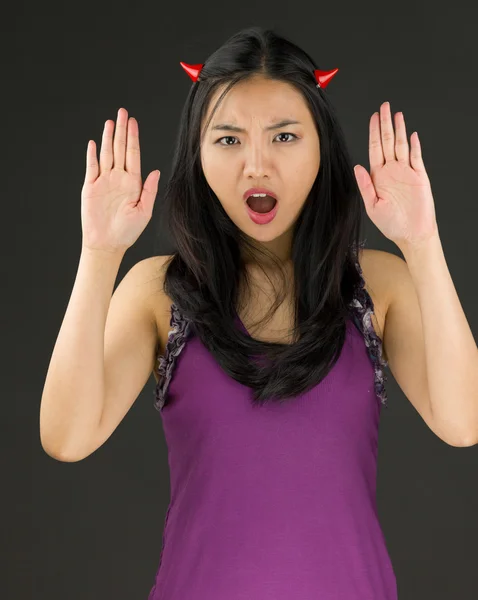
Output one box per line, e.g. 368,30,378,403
215,132,299,146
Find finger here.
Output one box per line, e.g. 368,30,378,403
410,132,425,173
354,165,378,211
125,117,141,177
380,102,396,162
99,120,114,172
113,107,128,170
369,112,384,171
394,112,410,163
138,170,161,216
85,140,99,184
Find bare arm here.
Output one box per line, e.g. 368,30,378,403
40,247,125,460
41,106,165,461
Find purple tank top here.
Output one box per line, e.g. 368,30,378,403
148,265,396,599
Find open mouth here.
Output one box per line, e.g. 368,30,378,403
246,195,277,213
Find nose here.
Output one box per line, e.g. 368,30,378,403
243,143,271,179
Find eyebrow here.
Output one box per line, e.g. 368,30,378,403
211,119,302,133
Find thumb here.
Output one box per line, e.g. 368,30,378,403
354,165,377,211
139,170,161,214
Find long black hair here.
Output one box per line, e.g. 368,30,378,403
154,26,374,406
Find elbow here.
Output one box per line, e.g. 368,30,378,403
431,419,477,447
453,434,478,448
42,446,87,462
430,408,478,447
40,437,87,462
441,431,478,448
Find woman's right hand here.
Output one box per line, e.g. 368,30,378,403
80,107,161,255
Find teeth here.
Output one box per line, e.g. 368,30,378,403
250,193,267,197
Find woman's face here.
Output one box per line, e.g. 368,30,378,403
200,74,321,261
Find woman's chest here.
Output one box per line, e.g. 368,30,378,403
236,251,387,345
155,249,387,356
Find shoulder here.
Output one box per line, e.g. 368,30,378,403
357,248,398,341
142,254,174,281
359,247,404,306
128,255,173,307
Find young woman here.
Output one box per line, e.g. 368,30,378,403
42,25,467,600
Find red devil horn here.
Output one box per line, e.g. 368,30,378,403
180,62,204,82
314,68,339,89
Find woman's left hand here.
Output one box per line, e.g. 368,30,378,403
354,102,438,252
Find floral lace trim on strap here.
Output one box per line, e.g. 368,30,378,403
351,257,389,407
153,302,192,411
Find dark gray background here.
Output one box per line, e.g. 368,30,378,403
3,0,478,598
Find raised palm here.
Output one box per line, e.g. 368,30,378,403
81,107,160,254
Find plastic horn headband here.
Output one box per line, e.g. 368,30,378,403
179,61,339,89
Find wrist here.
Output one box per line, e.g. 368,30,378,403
81,245,126,261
